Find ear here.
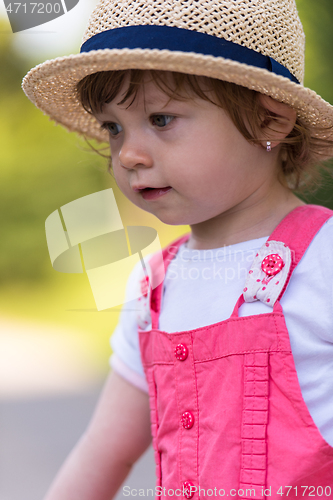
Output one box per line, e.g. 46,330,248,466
258,95,297,149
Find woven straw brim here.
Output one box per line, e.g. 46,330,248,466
22,48,333,151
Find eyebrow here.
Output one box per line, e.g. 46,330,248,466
142,95,173,107
95,92,181,119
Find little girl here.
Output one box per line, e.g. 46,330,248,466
23,0,333,498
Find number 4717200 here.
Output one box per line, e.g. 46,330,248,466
5,3,62,14
277,486,332,496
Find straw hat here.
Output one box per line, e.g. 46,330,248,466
22,0,333,145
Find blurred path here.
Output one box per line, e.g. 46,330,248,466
0,319,155,500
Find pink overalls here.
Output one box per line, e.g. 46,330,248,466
139,206,333,499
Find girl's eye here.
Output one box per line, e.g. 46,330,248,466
102,122,123,136
151,115,174,128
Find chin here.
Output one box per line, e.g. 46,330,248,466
153,211,194,226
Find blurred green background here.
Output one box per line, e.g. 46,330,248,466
1,0,333,378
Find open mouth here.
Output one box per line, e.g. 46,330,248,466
135,186,172,200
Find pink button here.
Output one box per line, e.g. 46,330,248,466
261,254,284,276
175,343,188,361
183,481,196,499
181,411,194,429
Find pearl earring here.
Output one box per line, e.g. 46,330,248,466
266,141,272,152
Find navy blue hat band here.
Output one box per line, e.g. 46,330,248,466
80,25,300,85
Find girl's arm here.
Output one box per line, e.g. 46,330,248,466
43,370,152,500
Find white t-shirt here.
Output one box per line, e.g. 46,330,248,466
111,218,333,446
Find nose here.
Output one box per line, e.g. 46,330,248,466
118,134,153,170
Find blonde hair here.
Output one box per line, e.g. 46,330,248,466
77,69,333,191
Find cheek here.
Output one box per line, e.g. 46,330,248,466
170,138,230,184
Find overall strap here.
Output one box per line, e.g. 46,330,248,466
149,233,190,329
268,204,333,301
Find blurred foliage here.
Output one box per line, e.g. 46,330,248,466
295,0,333,207
0,0,333,324
296,0,333,104
0,20,110,285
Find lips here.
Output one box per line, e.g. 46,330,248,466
132,185,169,191
133,186,172,200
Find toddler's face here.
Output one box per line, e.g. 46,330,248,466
94,74,277,227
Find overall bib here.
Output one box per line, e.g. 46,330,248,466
139,206,333,499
